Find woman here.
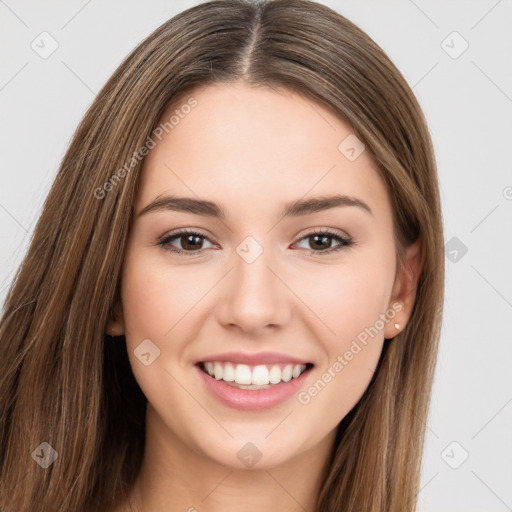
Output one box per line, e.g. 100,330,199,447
0,0,444,510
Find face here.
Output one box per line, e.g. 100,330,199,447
113,81,415,470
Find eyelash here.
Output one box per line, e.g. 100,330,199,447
157,228,353,256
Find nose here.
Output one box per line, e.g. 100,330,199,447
215,243,292,335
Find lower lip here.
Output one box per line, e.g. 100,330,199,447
196,365,312,411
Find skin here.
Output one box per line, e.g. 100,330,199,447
109,81,421,512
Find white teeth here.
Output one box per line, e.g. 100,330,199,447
204,362,214,376
252,365,270,386
223,362,235,382
282,364,293,382
201,361,308,385
234,364,252,385
292,364,303,379
269,365,281,384
213,362,223,380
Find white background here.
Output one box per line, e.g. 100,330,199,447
1,1,511,510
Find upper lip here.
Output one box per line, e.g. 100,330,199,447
195,351,313,366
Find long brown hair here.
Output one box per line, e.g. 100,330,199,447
0,1,444,510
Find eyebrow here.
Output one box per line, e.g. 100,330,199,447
137,193,373,219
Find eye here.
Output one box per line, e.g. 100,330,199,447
293,229,353,255
157,228,353,256
157,229,216,255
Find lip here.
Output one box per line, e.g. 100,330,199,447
194,351,312,366
195,362,314,411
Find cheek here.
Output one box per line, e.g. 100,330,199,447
120,249,203,341
293,252,395,411
294,252,395,344
119,251,200,421
121,268,166,340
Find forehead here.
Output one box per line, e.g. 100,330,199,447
136,82,390,219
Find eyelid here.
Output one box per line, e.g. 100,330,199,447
161,227,215,241
293,226,351,243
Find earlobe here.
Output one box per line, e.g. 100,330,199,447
106,300,125,337
383,301,404,340
384,239,422,340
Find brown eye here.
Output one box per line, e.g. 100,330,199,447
179,233,204,250
308,234,333,251
294,229,353,255
158,229,215,255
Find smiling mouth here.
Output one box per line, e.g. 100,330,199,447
198,361,314,389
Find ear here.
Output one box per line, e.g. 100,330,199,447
106,299,125,337
383,239,422,339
